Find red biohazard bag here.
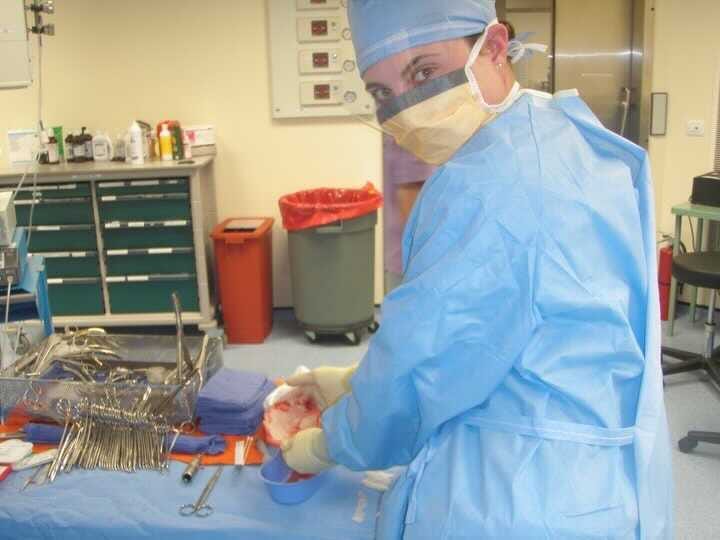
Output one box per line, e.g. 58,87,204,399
278,183,383,231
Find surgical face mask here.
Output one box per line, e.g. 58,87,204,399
374,20,522,166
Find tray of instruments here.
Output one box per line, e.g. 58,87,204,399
0,328,223,425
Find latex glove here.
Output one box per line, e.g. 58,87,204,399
286,364,358,411
282,427,335,475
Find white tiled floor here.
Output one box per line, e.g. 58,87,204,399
662,306,720,540
222,307,720,539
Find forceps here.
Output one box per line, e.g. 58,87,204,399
179,466,223,517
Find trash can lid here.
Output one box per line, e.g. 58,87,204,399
211,218,274,241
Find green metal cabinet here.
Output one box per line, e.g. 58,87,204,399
0,159,216,328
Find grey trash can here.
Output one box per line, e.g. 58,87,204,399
287,212,379,345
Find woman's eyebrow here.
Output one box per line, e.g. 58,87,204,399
400,53,441,79
365,82,389,93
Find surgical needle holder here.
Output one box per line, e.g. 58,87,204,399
179,466,224,517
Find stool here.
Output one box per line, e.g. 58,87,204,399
661,251,720,452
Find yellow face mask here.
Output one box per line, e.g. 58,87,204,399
378,70,497,166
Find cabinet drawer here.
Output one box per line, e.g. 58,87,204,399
28,225,97,252
35,251,100,278
47,277,105,316
15,197,93,226
103,221,194,249
96,178,188,196
107,274,199,314
105,247,195,276
98,193,190,222
10,182,91,200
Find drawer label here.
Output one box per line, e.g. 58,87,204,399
148,248,173,255
106,276,125,283
101,196,117,202
36,226,60,231
106,249,129,256
127,275,150,282
105,222,121,229
129,222,145,228
164,220,188,227
47,278,63,285
132,180,160,187
98,182,125,189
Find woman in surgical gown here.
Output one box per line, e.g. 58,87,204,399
283,1,673,538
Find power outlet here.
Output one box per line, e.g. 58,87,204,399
687,120,705,137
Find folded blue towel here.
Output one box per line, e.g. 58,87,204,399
196,369,274,435
24,423,227,456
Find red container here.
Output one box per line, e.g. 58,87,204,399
212,218,274,343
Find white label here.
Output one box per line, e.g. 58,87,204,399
47,278,63,285
133,180,160,187
70,252,88,258
98,182,124,189
106,249,128,256
101,196,117,202
148,248,173,255
37,226,60,231
58,184,77,190
41,252,71,258
127,275,149,282
14,200,41,206
164,220,188,227
106,276,125,283
105,222,121,229
128,221,145,228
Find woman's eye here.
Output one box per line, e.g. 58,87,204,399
370,87,393,103
412,67,436,84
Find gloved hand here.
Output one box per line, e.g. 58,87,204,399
282,427,335,474
286,364,358,411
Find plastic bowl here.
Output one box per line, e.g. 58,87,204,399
259,451,327,505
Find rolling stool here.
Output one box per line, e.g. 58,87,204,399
662,251,720,453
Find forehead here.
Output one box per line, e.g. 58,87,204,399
362,38,472,85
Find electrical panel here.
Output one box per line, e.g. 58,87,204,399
0,0,32,89
268,0,374,119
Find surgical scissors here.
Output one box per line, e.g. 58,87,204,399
179,466,223,517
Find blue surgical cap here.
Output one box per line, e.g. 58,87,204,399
348,0,497,74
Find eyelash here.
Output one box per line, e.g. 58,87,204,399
411,65,438,84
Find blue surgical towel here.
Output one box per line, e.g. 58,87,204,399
196,368,275,435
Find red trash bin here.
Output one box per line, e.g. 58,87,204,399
211,218,274,344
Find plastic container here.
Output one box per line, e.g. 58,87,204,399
260,451,326,505
92,132,113,162
129,121,144,165
279,185,382,345
159,123,173,162
211,218,274,344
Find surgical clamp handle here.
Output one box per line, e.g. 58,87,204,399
179,466,223,517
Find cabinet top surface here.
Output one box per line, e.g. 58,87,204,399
0,156,214,180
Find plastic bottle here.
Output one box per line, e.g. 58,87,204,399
81,127,94,161
73,130,87,162
92,132,113,162
129,121,144,165
159,123,173,161
182,129,192,159
64,132,75,163
46,129,59,165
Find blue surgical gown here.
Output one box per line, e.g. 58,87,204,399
323,90,673,539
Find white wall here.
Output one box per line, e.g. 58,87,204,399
1,0,719,307
0,0,384,307
650,0,720,237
